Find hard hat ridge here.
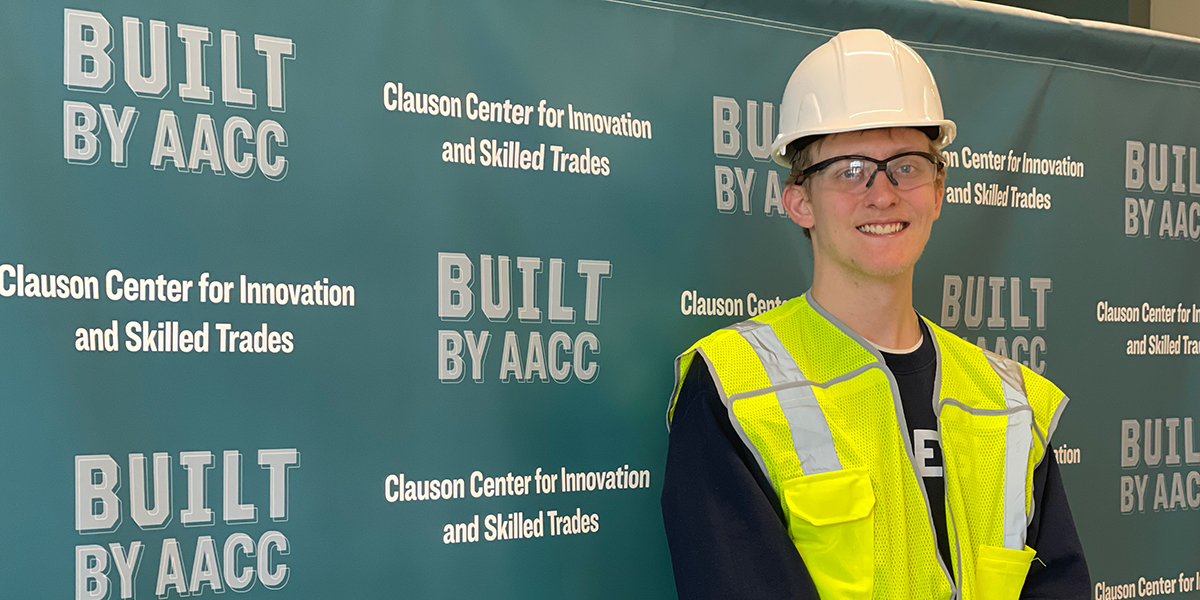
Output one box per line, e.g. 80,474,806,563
771,29,957,167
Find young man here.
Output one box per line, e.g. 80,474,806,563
661,30,1088,599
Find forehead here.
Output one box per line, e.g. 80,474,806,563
814,127,931,160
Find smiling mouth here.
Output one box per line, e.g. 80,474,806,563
857,222,908,235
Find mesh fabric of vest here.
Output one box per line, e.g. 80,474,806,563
686,297,951,599
931,327,1010,599
773,297,950,599
680,327,809,487
1021,369,1060,489
929,323,1065,600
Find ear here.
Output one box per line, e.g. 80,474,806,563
783,182,815,230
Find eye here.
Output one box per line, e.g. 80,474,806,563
890,157,928,178
836,161,867,180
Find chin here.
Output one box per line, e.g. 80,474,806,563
858,264,912,279
848,254,919,279
814,235,927,280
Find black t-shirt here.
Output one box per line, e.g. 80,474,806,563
661,319,1091,599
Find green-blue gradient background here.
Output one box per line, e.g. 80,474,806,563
1,0,1198,596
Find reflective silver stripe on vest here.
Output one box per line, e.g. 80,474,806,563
985,353,1033,551
727,321,842,476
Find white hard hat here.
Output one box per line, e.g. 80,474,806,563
770,29,957,167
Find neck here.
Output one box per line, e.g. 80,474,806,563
809,264,921,350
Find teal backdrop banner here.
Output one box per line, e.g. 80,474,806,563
2,0,1199,597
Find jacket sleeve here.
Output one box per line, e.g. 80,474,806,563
661,356,819,600
1021,447,1092,600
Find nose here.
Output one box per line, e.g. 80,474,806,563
863,175,902,209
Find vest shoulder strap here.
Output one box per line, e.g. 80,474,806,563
667,298,812,425
925,318,1068,448
1020,364,1069,455
666,326,756,426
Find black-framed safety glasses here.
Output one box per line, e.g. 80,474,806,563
795,151,944,193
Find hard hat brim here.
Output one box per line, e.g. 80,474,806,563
770,119,957,168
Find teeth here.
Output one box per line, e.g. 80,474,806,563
857,223,905,235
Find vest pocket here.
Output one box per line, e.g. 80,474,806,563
975,544,1036,600
782,467,875,599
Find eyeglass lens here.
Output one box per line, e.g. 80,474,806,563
817,155,938,192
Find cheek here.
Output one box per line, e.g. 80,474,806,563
822,201,859,229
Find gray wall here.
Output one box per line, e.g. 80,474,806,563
1150,0,1200,38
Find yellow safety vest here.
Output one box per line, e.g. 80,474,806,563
668,294,1068,600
